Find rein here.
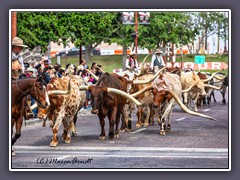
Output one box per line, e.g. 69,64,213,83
15,79,28,96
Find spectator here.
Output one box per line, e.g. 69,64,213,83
81,69,92,109
183,63,193,72
77,59,87,76
25,67,37,78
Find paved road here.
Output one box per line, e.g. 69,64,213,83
11,90,229,170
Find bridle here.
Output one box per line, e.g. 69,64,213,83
15,79,47,108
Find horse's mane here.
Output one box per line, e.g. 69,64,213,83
12,77,37,83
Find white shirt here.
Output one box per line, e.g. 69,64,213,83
150,54,165,69
125,58,139,70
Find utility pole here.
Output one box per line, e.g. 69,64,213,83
79,35,82,65
12,12,17,39
134,12,138,59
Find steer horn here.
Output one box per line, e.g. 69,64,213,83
202,72,222,82
182,83,196,93
48,79,71,96
204,84,222,90
106,87,143,106
131,85,153,98
133,67,167,85
85,69,99,81
135,53,152,76
167,90,217,121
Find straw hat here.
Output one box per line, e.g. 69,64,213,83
12,37,28,48
155,49,163,54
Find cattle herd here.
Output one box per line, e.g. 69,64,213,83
11,54,229,156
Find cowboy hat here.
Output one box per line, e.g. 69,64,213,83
12,37,28,48
155,49,163,54
26,67,36,72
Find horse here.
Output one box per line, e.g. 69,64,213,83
11,77,49,155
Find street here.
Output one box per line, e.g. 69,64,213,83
11,90,229,170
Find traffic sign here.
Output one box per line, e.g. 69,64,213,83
194,55,205,64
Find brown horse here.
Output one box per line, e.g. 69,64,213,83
11,77,49,155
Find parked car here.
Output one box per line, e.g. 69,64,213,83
56,46,101,56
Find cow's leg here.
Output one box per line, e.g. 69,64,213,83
166,101,174,131
143,106,150,127
221,88,226,105
98,115,106,141
62,117,73,144
194,93,200,112
71,112,78,136
120,104,128,132
108,108,117,139
160,101,173,135
183,92,189,107
149,105,155,125
211,91,217,103
50,111,64,147
114,111,121,139
136,107,143,128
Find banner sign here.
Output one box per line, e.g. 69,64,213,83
122,12,134,24
166,62,228,70
139,12,150,24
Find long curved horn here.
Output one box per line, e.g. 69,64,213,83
79,86,89,91
131,85,153,98
182,83,196,93
133,67,167,85
204,84,222,90
202,72,222,82
48,79,71,96
85,69,99,81
107,88,143,106
97,66,105,73
213,75,228,81
167,90,216,121
135,53,152,76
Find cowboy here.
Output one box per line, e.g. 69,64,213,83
150,49,166,73
12,37,28,79
125,51,140,72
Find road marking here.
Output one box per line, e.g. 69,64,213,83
13,145,228,153
175,117,186,121
203,109,210,112
130,128,146,134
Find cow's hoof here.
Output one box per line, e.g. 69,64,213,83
99,136,106,141
125,128,131,132
114,134,120,138
12,150,16,156
160,130,166,136
167,125,171,130
136,123,142,128
71,132,77,137
143,123,149,127
50,141,58,147
120,129,125,133
65,139,71,144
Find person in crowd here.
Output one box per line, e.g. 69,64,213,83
183,63,194,72
81,69,92,109
150,49,166,73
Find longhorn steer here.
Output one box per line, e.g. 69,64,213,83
79,72,143,140
151,72,217,135
181,71,221,112
38,76,85,147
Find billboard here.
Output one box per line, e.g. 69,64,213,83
139,12,150,24
122,12,134,24
122,12,150,24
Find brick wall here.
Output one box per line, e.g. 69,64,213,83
11,12,17,39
